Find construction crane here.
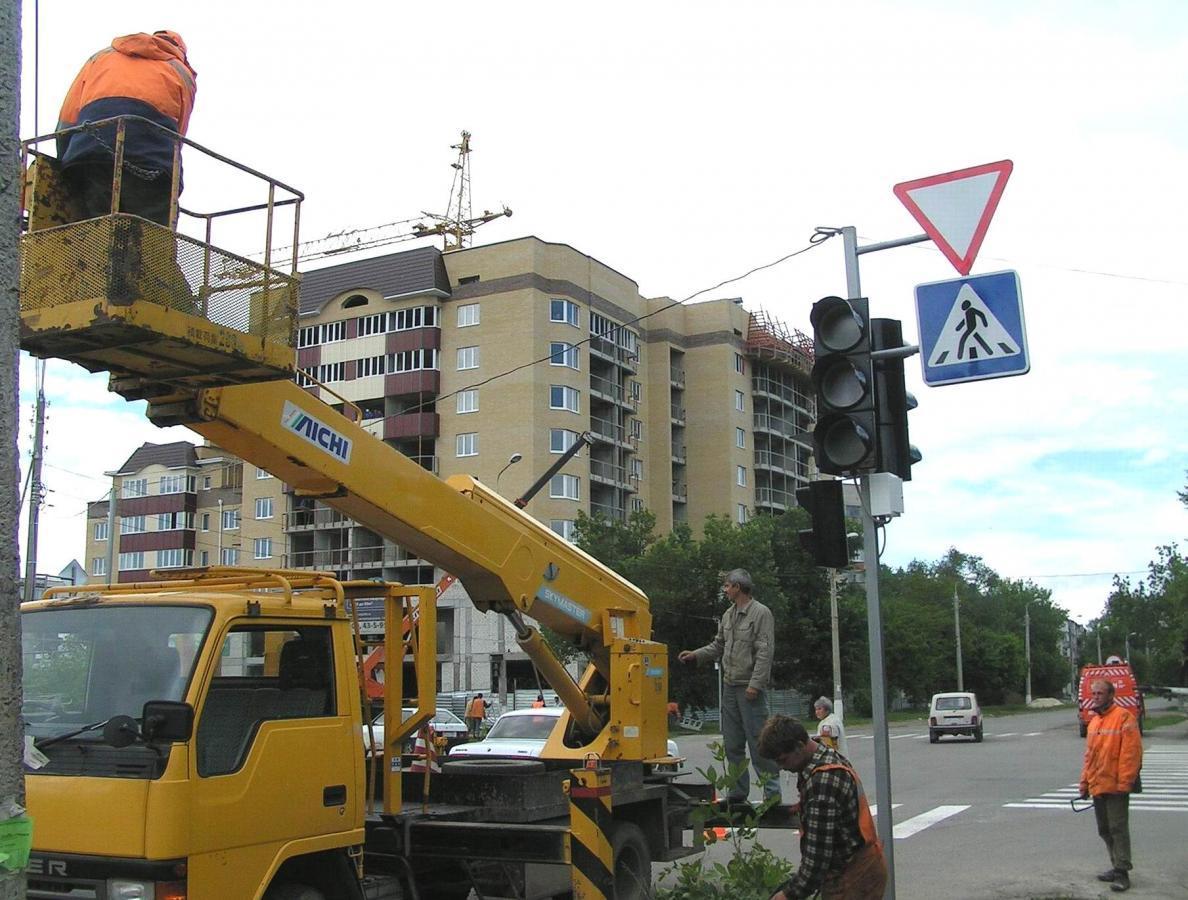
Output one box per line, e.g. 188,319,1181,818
269,129,512,265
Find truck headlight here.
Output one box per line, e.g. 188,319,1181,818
108,880,186,900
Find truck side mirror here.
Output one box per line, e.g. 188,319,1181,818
141,700,195,743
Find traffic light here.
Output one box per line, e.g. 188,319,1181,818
796,479,848,568
871,318,922,480
809,296,876,476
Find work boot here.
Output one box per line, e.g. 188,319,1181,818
1097,869,1118,882
1111,870,1130,892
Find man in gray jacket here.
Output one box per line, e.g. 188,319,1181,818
679,568,781,804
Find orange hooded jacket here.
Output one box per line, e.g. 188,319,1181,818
57,32,197,174
1080,702,1142,796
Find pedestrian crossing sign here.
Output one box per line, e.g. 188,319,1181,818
915,270,1029,386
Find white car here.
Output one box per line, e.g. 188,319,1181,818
928,691,983,743
364,707,470,755
447,706,680,766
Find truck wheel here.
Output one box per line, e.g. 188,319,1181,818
610,821,651,900
264,884,325,900
440,758,545,775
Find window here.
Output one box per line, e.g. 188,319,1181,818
549,342,580,370
203,475,212,490
630,459,643,481
254,538,273,560
735,390,745,412
315,362,345,383
297,320,347,348
91,557,107,576
457,389,479,414
201,513,210,532
222,508,240,531
197,625,336,776
630,381,641,403
549,474,580,500
200,551,209,565
120,515,146,535
736,428,746,449
550,519,577,541
456,432,478,457
457,346,479,370
737,504,748,524
630,419,643,440
159,473,194,494
256,468,273,480
121,478,148,499
118,551,145,571
93,521,109,541
157,548,191,568
457,303,480,327
549,385,580,413
734,352,744,374
550,299,580,327
550,428,578,453
220,548,240,565
157,512,194,531
737,465,747,486
255,497,274,519
631,498,645,513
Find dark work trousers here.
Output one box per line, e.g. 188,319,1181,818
63,161,172,226
1093,792,1132,872
721,683,782,802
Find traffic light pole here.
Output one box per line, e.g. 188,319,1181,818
839,225,927,899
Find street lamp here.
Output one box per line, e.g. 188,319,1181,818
496,453,523,492
1125,631,1138,663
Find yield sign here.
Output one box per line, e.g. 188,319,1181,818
894,160,1013,275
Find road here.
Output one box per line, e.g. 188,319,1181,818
657,702,1188,898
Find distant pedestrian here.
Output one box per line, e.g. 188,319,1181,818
679,568,781,804
531,693,546,709
813,696,848,756
1080,678,1143,893
465,693,488,738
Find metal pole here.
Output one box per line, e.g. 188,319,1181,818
21,362,46,601
829,568,843,719
104,482,118,583
1096,629,1102,665
1024,605,1032,705
954,584,963,692
841,226,895,896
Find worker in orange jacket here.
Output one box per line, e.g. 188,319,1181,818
1080,678,1143,893
57,31,197,225
464,693,488,738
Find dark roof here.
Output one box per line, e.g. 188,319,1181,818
298,245,451,316
116,441,198,475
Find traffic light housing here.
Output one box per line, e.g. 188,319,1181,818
796,479,848,568
810,296,876,476
871,318,922,481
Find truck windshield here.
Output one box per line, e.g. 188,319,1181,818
21,604,212,740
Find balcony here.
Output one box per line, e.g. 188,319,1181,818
590,415,626,446
589,500,624,522
672,481,687,503
752,375,813,410
669,367,685,388
284,506,351,530
287,545,426,570
384,369,440,397
590,458,629,488
754,486,793,511
671,445,687,465
588,334,638,371
383,411,439,440
754,448,808,477
670,404,686,425
589,373,628,407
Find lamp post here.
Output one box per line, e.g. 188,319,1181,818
1024,603,1032,706
1125,631,1137,663
496,452,523,493
953,584,964,692
828,532,860,722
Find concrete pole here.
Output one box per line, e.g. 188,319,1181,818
0,1,27,895
1024,605,1032,705
21,363,44,601
954,584,964,692
829,568,844,720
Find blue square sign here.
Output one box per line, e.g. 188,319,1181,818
915,269,1029,386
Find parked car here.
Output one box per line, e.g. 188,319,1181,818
447,706,680,768
928,691,983,743
363,707,470,755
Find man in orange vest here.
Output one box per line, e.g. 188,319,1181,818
758,715,886,900
57,31,197,225
464,693,488,738
1080,678,1143,893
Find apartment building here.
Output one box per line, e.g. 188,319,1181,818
84,440,285,583
288,236,815,692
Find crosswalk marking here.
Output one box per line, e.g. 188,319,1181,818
867,803,902,818
1006,747,1188,813
892,805,970,839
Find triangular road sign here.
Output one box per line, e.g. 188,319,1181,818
894,160,1013,275
927,283,1020,367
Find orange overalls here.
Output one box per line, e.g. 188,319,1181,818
800,762,888,899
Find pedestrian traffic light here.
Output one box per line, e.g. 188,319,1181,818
870,318,922,480
810,296,876,476
796,479,848,568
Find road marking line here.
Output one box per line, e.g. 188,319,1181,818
1024,732,1042,736
868,803,902,817
1006,802,1188,812
997,732,1018,737
892,805,969,839
890,733,921,740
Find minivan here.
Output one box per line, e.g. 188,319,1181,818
928,691,982,743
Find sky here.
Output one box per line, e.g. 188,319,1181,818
15,0,1188,626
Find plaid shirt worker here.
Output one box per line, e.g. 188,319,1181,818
781,744,864,898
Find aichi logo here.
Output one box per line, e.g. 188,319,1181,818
282,401,352,463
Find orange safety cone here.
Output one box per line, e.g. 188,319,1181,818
409,724,441,774
704,789,732,842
